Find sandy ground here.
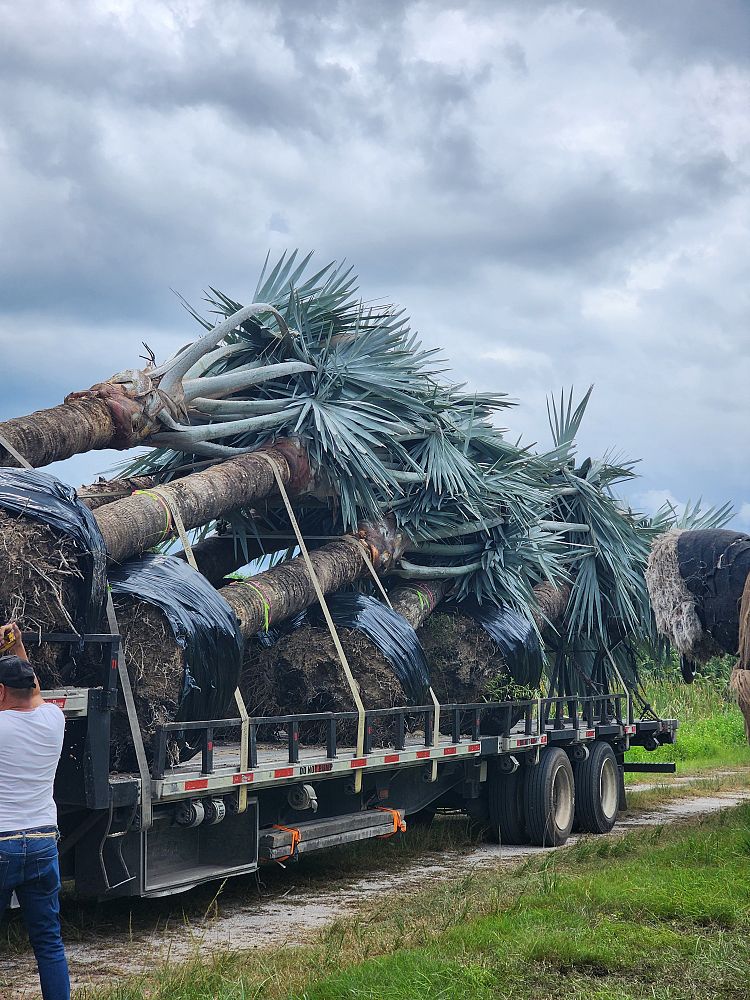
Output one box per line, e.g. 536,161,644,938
3,777,750,997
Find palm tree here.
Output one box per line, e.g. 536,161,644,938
0,254,357,468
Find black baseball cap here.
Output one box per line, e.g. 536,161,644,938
0,655,36,689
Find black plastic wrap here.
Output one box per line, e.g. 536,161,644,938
308,593,431,704
109,554,243,724
254,611,308,649
0,468,107,633
677,529,750,655
449,600,544,689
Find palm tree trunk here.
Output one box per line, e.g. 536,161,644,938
77,476,156,510
221,537,370,638
387,581,449,629
174,534,266,586
94,439,311,564
0,397,118,468
532,580,572,635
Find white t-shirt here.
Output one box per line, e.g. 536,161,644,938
0,703,65,832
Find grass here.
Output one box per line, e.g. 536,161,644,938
625,769,750,811
626,667,750,771
72,804,750,1000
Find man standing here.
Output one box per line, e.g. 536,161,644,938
0,622,70,1000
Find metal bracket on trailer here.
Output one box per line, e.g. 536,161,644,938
42,688,89,717
233,687,250,814
501,733,548,753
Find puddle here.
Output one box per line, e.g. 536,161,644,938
4,789,750,996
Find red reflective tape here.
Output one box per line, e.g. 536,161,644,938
416,750,431,759
540,734,548,744
350,758,367,768
468,743,481,752
274,767,294,778
232,773,254,784
586,730,595,738
207,741,214,751
384,754,400,763
443,746,457,756
185,779,208,791
111,659,118,670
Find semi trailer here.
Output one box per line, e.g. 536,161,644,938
36,626,676,900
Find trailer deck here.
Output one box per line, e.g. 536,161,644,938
36,628,677,901
49,685,675,806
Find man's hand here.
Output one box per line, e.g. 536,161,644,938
0,622,29,661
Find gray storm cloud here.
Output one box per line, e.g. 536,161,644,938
0,0,747,522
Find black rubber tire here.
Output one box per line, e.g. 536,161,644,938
574,741,619,834
488,765,527,845
523,748,575,847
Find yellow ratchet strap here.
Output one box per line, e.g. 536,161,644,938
254,452,368,793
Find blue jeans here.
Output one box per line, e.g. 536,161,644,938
0,827,70,1000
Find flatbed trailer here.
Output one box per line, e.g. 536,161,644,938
36,630,677,900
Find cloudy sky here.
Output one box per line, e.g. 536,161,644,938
1,0,748,524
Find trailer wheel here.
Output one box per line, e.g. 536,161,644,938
523,748,575,847
488,765,527,844
574,741,619,834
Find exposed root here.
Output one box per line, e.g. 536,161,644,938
242,625,407,745
738,573,750,672
733,574,750,746
110,598,185,769
418,613,519,703
645,529,721,663
0,510,86,686
418,612,532,733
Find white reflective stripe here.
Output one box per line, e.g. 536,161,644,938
42,689,88,717
501,733,547,752
153,740,487,801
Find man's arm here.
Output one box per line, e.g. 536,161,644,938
0,622,29,661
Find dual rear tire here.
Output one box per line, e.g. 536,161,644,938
573,741,619,835
488,742,619,847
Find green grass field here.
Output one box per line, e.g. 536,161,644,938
626,664,750,770
77,803,750,1000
